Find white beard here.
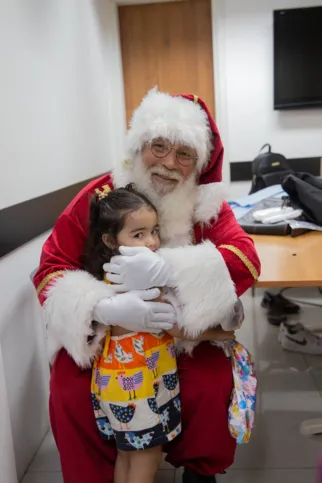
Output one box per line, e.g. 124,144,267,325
112,155,197,247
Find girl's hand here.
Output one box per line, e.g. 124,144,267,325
167,324,183,339
154,287,165,303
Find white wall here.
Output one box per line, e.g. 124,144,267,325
0,0,126,210
214,0,322,164
0,1,126,481
0,232,51,483
95,0,127,163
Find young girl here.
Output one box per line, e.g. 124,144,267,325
86,184,236,483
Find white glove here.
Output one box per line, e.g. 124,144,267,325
103,246,171,292
92,289,176,333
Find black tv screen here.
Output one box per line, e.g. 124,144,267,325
274,6,322,110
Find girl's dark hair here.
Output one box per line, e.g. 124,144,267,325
84,184,157,280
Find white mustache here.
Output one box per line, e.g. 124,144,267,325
149,165,183,182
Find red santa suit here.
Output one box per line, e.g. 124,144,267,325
33,91,260,483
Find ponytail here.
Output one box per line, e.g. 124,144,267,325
88,194,101,234
84,194,118,280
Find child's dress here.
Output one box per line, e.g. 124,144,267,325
91,329,181,451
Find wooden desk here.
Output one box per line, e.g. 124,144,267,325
251,232,322,288
251,231,322,438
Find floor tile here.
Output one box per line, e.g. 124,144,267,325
239,291,309,373
176,468,317,483
309,366,322,397
305,354,322,372
24,288,322,481
28,432,60,472
233,408,322,469
232,357,322,469
257,369,322,412
231,291,322,470
27,430,175,472
218,469,317,483
160,455,175,470
22,472,63,483
156,469,175,483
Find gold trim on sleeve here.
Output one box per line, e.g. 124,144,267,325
219,244,259,280
36,270,65,296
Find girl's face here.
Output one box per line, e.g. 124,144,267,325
116,207,160,252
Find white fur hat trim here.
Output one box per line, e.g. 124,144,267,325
126,88,213,172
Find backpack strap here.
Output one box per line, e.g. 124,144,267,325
259,143,271,154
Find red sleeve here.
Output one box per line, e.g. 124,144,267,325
33,203,88,305
33,174,113,304
195,201,261,297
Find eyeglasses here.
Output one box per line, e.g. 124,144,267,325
147,138,198,167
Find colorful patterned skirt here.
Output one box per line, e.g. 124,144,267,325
91,331,181,451
228,341,257,444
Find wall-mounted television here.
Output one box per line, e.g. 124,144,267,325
274,6,322,110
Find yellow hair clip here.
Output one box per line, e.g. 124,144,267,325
95,185,111,201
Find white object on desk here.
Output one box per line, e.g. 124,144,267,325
262,209,303,224
229,184,286,221
252,207,291,221
252,206,303,224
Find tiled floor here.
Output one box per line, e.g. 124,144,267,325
22,288,322,483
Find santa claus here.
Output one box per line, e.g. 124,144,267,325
33,89,260,483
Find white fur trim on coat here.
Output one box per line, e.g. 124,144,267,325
44,270,117,368
159,241,237,339
126,88,213,172
194,182,228,224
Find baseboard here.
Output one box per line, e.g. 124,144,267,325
0,175,103,258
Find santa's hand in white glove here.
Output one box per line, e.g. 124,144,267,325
221,298,245,331
92,288,176,333
103,246,171,292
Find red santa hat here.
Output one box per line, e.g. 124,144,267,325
126,88,224,185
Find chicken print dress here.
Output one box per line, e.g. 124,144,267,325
91,331,181,451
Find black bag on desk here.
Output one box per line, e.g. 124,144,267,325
249,144,293,194
238,196,291,236
282,173,322,226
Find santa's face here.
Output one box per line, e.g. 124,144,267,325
141,139,197,195
113,148,198,245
